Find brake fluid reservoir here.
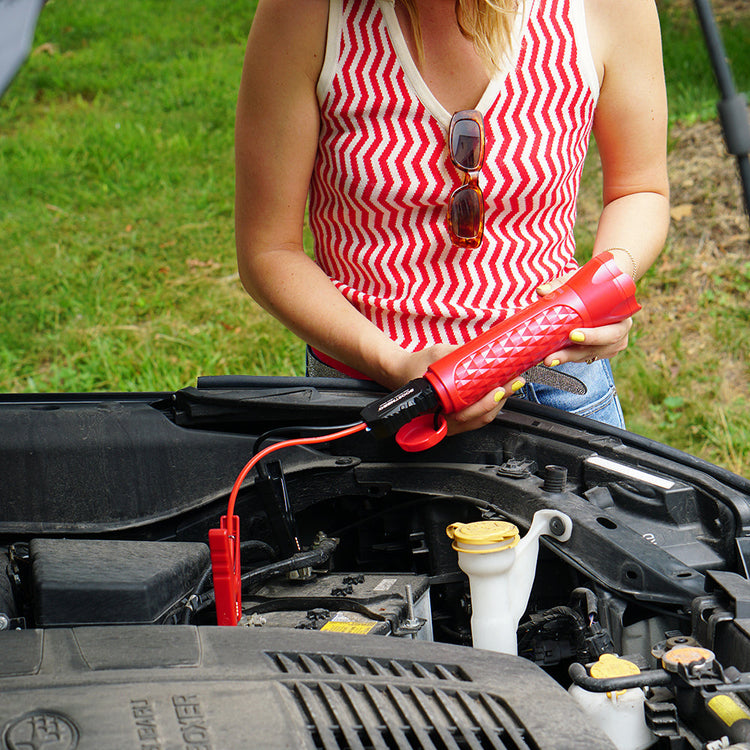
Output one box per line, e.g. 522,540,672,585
568,654,656,750
446,510,572,654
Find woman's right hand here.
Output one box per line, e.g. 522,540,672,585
393,344,525,437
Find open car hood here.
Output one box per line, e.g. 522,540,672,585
2,376,750,749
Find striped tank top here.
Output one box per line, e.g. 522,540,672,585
309,0,599,354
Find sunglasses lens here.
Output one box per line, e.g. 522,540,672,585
448,183,483,245
450,118,483,171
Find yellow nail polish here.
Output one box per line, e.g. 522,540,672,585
537,284,552,295
550,359,560,367
570,331,585,343
511,380,524,393
493,389,506,403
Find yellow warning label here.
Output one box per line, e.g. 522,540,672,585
321,621,375,635
708,695,750,727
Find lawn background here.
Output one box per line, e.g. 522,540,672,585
1,0,749,472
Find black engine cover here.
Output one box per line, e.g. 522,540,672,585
0,626,616,749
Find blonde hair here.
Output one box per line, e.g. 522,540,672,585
400,0,521,72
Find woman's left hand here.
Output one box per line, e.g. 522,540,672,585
543,318,633,366
535,270,633,366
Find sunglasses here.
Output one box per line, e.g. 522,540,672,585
447,109,485,249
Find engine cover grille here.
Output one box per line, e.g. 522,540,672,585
286,680,529,750
269,651,472,682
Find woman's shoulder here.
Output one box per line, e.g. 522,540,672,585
583,0,658,19
249,0,329,81
583,0,661,75
254,0,329,22
583,0,660,41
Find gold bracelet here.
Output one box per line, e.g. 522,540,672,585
608,247,638,280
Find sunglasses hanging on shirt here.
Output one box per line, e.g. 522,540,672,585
447,109,485,249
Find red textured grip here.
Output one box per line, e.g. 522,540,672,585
432,305,583,410
425,252,640,413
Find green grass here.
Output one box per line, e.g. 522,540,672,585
660,0,750,123
615,254,750,476
1,0,303,391
1,0,749,474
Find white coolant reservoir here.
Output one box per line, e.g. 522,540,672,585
446,510,572,654
568,654,657,750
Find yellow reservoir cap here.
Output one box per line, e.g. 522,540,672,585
590,653,641,680
446,520,520,553
589,653,641,699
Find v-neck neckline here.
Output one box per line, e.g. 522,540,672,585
377,0,533,129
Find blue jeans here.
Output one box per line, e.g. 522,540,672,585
516,359,626,429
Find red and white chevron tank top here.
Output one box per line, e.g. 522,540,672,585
309,0,599,352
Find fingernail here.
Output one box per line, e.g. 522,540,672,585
511,380,524,393
537,283,552,295
493,389,506,403
570,331,585,343
550,359,560,367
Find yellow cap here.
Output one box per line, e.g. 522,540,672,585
590,653,641,680
589,653,641,699
445,520,520,553
662,646,714,673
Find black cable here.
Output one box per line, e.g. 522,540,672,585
241,537,338,590
517,605,588,656
242,596,389,623
182,539,278,623
190,537,340,617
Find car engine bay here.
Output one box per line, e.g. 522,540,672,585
3,377,750,749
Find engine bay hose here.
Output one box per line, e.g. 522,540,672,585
568,661,672,692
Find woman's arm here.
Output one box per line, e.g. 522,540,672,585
544,0,669,365
235,0,411,388
589,0,670,275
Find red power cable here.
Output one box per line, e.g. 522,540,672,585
209,421,368,626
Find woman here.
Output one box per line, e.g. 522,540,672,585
234,0,669,433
